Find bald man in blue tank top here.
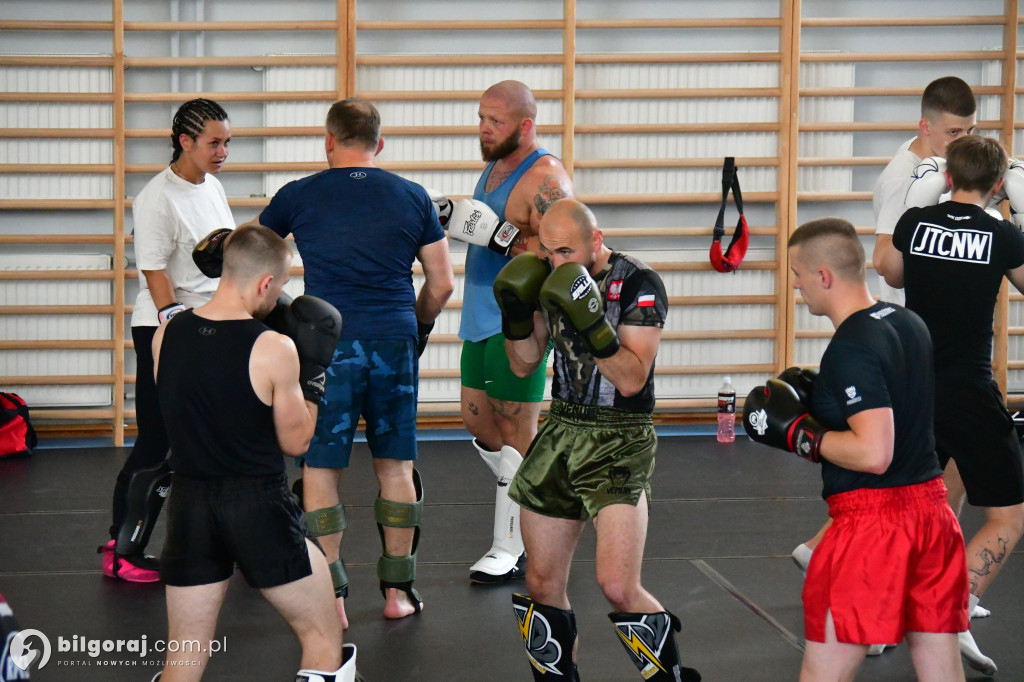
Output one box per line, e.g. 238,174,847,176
459,81,574,584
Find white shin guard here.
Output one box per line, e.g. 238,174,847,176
470,444,525,576
473,438,503,476
296,643,358,682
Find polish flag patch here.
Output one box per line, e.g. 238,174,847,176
607,280,624,301
637,294,656,307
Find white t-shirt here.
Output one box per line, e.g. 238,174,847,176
131,167,235,327
872,138,920,306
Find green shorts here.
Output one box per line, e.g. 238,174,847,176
508,400,655,521
460,333,548,402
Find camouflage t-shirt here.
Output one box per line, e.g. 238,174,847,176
547,251,667,412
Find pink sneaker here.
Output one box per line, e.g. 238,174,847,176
98,540,161,583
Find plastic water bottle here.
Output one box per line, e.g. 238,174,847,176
717,376,736,443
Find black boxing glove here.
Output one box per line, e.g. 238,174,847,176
265,295,342,403
743,379,828,463
192,228,232,278
260,292,294,330
776,366,818,406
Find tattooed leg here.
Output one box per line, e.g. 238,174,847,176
965,503,1024,598
461,385,503,452
489,397,542,456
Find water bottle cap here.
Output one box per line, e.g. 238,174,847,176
724,376,732,384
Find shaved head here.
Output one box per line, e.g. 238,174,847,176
538,199,605,272
481,80,537,121
541,198,597,241
222,224,292,285
788,217,865,282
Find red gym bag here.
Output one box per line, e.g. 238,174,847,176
0,392,37,457
710,157,750,273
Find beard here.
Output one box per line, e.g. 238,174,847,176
480,129,521,162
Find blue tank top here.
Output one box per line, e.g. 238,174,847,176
459,148,551,342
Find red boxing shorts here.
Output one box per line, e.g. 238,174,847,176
803,477,969,645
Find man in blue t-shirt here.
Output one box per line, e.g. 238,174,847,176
255,98,454,625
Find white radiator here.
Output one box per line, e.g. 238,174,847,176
575,60,780,194
981,57,1023,158
797,61,855,192
982,57,1024,391
0,253,114,407
259,59,846,402
789,61,856,367
262,62,563,196
0,62,113,200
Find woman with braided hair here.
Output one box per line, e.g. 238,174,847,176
100,99,235,582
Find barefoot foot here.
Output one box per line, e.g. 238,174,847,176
336,596,349,630
383,587,422,619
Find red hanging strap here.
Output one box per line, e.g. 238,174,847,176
710,157,750,273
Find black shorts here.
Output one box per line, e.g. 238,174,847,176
160,473,314,589
934,376,1024,507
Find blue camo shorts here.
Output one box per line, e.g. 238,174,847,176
302,339,418,469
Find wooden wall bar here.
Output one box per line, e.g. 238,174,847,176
0,0,1021,441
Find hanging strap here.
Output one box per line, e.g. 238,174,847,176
714,157,744,241
710,157,750,273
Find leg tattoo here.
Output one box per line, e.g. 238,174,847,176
968,537,1008,594
490,398,523,421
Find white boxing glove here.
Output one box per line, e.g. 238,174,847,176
905,156,949,208
1002,158,1024,229
425,187,452,227
447,198,520,256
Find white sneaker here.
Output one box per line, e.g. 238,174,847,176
866,644,887,656
971,602,991,619
959,630,997,675
791,543,813,574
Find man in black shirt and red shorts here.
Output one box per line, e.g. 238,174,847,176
151,225,354,681
886,134,1024,676
744,217,968,681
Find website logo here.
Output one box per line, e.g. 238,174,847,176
9,629,51,672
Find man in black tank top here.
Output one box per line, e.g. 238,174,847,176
744,218,967,681
151,225,354,681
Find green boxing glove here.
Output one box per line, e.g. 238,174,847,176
539,262,620,359
493,252,552,340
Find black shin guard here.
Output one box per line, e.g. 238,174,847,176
512,594,581,681
109,470,131,538
114,460,172,557
608,611,701,681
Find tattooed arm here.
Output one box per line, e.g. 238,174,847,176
508,158,574,256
